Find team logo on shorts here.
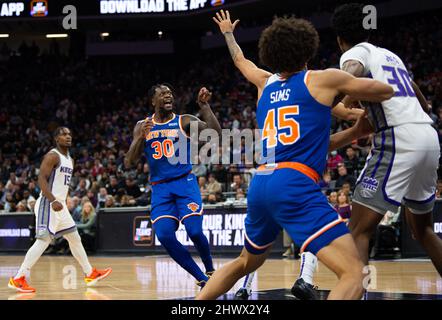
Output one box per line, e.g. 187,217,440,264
360,177,379,198
187,202,200,212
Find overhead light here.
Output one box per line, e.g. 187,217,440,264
0,34,9,38
158,31,163,36
46,34,68,38
100,32,110,37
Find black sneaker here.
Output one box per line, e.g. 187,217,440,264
196,280,207,290
291,278,318,300
234,288,251,300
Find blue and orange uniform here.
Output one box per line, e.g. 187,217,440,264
143,113,214,283
244,70,349,255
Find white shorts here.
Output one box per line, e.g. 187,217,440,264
35,197,77,239
353,123,440,215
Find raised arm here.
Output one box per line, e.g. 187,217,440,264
329,111,373,151
124,119,153,168
38,152,63,211
213,10,271,92
181,87,222,136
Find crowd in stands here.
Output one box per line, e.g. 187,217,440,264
1,11,441,234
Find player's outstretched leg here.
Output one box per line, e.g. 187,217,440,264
405,208,442,276
234,271,256,300
182,215,214,275
316,234,364,300
291,251,318,300
8,236,52,293
155,218,209,286
63,231,112,286
196,247,270,300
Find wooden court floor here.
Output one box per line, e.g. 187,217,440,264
0,254,441,300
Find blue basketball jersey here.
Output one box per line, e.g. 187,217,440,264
257,70,331,175
143,113,192,183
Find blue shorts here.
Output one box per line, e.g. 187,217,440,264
151,173,203,224
244,168,348,255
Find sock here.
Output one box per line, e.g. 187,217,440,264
155,218,208,282
242,271,255,292
299,251,317,285
15,237,52,280
184,216,214,273
64,231,93,276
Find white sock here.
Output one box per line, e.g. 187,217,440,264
64,232,93,276
15,237,51,280
243,271,255,291
299,251,317,285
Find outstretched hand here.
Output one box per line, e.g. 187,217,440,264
197,87,212,105
212,10,240,34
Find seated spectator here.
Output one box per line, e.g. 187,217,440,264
198,176,209,202
74,178,88,198
335,163,356,189
335,191,352,220
341,182,352,197
96,187,108,210
16,200,27,212
106,176,120,196
76,201,97,251
207,174,222,200
436,179,442,198
207,193,218,204
328,191,338,207
124,177,142,199
327,150,343,178
343,147,360,176
120,194,136,207
86,190,97,208
104,195,116,208
230,174,247,192
319,171,332,190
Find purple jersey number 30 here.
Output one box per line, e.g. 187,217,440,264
382,65,416,97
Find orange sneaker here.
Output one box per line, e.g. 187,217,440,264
8,276,36,293
84,267,112,286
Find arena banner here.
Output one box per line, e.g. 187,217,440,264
96,206,284,253
0,213,33,252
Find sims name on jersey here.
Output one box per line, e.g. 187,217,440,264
270,89,291,104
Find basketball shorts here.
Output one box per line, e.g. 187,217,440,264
150,173,203,225
35,197,77,239
244,165,348,256
353,123,440,215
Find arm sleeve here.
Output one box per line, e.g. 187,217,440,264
339,45,371,75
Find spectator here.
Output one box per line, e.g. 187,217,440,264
230,174,247,192
335,163,357,189
319,171,332,190
328,191,338,207
107,176,119,196
341,182,352,196
343,147,360,175
96,187,108,210
335,191,352,220
198,176,209,202
104,195,116,208
207,174,222,201
76,201,97,251
327,150,344,178
75,178,88,198
436,180,442,198
16,200,27,212
124,177,142,199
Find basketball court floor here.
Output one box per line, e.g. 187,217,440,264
0,255,441,300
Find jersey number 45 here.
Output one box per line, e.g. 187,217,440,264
262,106,300,149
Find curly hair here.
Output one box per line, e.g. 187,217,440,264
331,3,370,46
53,126,70,139
258,16,319,74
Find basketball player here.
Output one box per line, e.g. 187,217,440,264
197,12,393,300
125,85,221,287
8,127,112,293
212,12,366,300
331,3,442,276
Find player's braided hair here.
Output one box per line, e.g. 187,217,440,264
147,83,175,109
332,3,370,46
258,16,319,74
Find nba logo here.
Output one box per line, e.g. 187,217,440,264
211,0,225,6
30,0,48,17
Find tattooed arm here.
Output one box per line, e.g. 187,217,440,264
213,10,271,93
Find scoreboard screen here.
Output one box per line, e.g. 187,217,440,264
0,0,261,19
